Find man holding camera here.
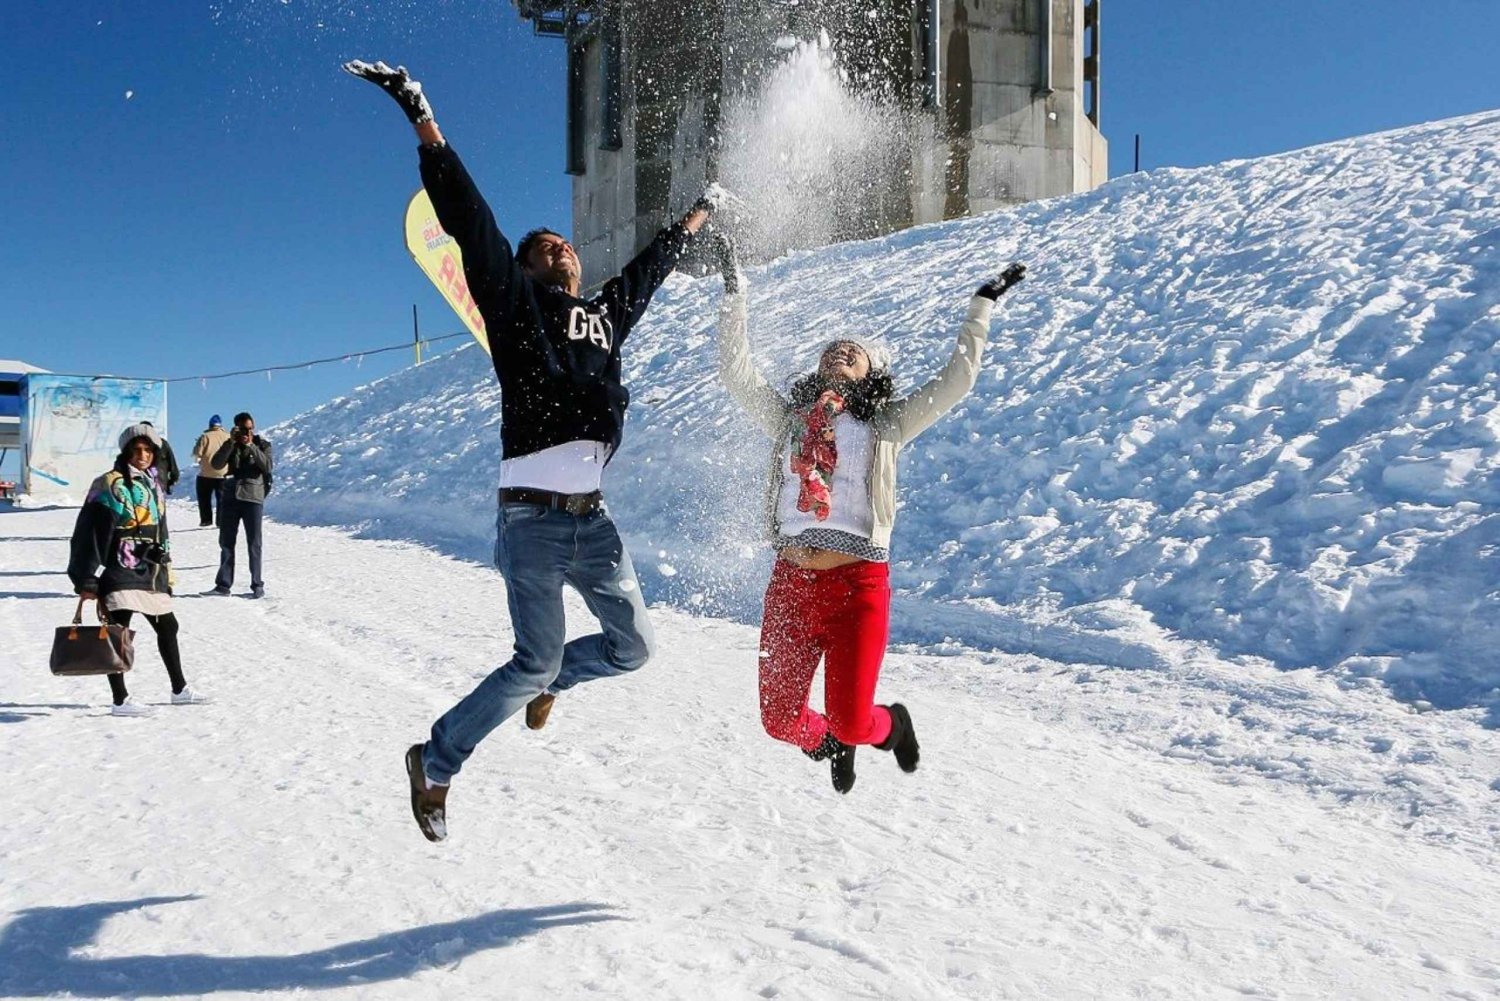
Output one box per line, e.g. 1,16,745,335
345,59,727,842
209,412,272,599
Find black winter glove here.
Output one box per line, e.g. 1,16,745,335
342,59,435,125
976,263,1027,301
714,233,742,295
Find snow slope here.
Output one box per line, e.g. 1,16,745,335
4,504,1500,999
271,110,1500,715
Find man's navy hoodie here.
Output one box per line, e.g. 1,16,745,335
419,142,692,463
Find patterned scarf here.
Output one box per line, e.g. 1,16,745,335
789,390,845,520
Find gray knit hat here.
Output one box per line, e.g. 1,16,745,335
118,423,163,452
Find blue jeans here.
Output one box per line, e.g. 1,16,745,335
422,501,655,783
215,495,263,591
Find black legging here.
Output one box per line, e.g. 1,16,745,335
105,609,187,705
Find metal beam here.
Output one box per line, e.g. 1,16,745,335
1037,0,1054,95
513,0,601,38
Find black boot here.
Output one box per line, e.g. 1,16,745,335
876,703,920,773
804,733,857,794
803,732,842,761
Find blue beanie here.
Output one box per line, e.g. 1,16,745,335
209,414,222,427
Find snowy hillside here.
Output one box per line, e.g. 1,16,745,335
273,111,1500,714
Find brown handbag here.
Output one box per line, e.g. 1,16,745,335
49,596,135,676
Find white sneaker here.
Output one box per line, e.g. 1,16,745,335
111,697,153,717
171,686,211,706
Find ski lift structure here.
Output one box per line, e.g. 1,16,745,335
510,0,1105,280
514,0,599,36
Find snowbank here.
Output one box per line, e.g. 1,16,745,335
272,111,1500,712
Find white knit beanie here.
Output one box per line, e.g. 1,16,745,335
118,423,163,452
825,336,892,374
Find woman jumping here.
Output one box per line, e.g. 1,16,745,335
715,238,1025,792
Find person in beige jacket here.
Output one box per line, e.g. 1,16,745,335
716,236,1026,794
190,415,231,528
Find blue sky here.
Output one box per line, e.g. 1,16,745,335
2,0,1496,477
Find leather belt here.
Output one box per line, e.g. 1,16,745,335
497,487,603,516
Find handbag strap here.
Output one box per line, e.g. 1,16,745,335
95,597,109,638
71,595,110,638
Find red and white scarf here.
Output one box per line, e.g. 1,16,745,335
789,390,845,520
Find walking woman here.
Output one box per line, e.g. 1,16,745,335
68,424,208,716
715,238,1025,792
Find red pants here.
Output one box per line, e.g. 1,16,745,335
759,559,894,750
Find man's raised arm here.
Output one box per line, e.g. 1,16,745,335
602,184,735,336
343,60,521,334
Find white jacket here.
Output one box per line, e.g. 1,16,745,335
717,288,995,548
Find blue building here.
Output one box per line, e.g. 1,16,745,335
5,368,167,503
0,360,48,493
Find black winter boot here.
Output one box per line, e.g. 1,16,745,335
828,740,856,794
876,703,920,773
803,732,842,761
804,733,857,793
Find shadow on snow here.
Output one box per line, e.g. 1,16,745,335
0,896,625,997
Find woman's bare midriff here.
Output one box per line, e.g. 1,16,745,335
777,545,866,570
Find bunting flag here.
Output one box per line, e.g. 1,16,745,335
403,189,490,354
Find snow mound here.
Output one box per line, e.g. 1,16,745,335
272,110,1500,713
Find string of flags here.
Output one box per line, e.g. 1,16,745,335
154,331,470,385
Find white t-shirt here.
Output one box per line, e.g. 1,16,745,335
776,413,875,539
500,440,609,493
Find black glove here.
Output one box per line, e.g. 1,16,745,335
976,263,1027,301
714,233,742,295
342,59,435,125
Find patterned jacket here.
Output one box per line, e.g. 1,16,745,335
67,462,174,597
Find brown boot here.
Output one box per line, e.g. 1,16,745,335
525,692,556,730
404,743,448,842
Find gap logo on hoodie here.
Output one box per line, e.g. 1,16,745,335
566,306,615,351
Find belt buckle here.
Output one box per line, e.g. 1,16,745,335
563,493,592,516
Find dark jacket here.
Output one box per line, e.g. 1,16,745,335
154,438,181,494
419,142,691,462
210,434,273,504
68,462,173,597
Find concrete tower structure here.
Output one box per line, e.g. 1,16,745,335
514,0,1104,281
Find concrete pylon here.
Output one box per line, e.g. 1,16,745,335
515,0,1105,281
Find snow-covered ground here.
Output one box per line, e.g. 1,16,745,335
3,502,1500,1000
273,110,1500,716
5,111,1500,998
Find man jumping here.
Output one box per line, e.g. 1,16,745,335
345,59,721,842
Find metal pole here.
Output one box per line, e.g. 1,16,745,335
1039,0,1054,95
413,304,422,366
925,0,941,108
1091,0,1101,124
1134,134,1140,172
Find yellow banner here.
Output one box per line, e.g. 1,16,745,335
403,189,490,355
